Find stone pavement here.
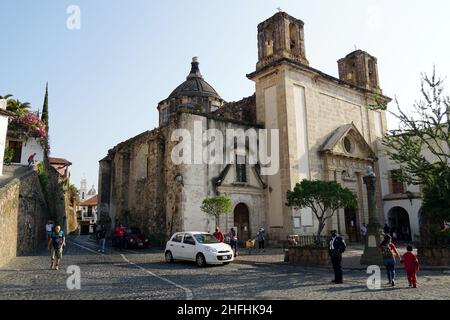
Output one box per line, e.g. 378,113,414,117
0,236,449,300
235,244,450,271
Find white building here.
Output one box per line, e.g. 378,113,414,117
0,99,13,176
6,136,45,166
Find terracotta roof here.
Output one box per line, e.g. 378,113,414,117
79,195,98,206
48,157,72,166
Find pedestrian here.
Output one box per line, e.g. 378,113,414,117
401,245,420,288
213,228,224,242
27,153,37,168
360,223,367,243
48,225,65,270
378,234,401,286
45,220,54,242
228,228,238,257
328,230,346,284
114,224,125,250
391,228,398,244
97,224,107,253
383,223,390,235
256,227,265,251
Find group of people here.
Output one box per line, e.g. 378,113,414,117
212,226,266,257
45,220,65,270
383,223,411,243
329,230,419,288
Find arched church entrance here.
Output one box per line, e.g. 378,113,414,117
234,203,250,243
344,207,358,242
388,207,411,242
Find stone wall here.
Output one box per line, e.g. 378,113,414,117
0,170,48,267
287,247,330,266
418,247,450,266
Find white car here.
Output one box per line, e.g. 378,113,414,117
165,231,234,267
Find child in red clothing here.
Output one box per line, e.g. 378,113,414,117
401,245,419,288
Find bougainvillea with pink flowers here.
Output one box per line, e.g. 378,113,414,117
9,112,48,141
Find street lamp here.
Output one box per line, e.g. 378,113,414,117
360,166,383,265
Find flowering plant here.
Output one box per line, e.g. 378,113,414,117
9,112,48,140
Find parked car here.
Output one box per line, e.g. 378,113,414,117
112,227,150,249
165,231,234,267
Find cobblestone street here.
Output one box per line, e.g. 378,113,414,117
0,236,449,300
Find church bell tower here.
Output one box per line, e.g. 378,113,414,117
256,11,309,71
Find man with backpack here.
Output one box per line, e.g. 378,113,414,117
328,230,346,284
48,225,65,270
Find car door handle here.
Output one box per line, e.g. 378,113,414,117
181,246,185,248
170,244,173,247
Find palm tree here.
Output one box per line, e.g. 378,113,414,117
6,99,31,116
0,94,13,100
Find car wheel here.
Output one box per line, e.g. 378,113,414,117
196,253,206,267
165,251,174,263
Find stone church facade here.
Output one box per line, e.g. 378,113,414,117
98,11,391,245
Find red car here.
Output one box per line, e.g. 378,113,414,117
113,227,150,249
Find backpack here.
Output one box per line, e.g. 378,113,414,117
381,244,393,258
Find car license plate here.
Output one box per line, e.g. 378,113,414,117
138,243,143,247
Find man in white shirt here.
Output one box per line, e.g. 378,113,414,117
328,230,346,284
45,220,54,241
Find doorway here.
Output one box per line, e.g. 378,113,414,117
233,203,250,243
388,206,411,242
344,208,358,242
8,140,22,164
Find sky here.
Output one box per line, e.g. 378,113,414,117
1,0,449,190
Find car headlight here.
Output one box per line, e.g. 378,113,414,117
204,247,217,253
129,238,135,242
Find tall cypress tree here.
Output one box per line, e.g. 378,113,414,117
41,82,49,133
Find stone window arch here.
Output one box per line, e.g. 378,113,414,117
134,145,148,180
289,23,299,51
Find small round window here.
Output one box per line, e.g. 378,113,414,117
343,137,353,153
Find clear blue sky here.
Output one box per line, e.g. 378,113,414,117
1,0,449,190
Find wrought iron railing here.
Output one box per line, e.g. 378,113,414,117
286,235,329,248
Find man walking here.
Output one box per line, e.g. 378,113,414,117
328,230,346,284
45,220,54,242
114,224,125,250
97,224,107,253
213,228,224,242
48,225,65,270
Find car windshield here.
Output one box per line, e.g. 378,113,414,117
194,233,220,244
127,228,140,234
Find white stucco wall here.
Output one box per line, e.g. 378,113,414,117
9,138,45,166
0,115,8,176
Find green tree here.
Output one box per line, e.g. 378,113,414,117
286,179,357,239
371,68,449,187
201,195,233,229
371,68,450,242
41,83,49,133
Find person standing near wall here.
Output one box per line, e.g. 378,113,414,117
256,227,265,251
